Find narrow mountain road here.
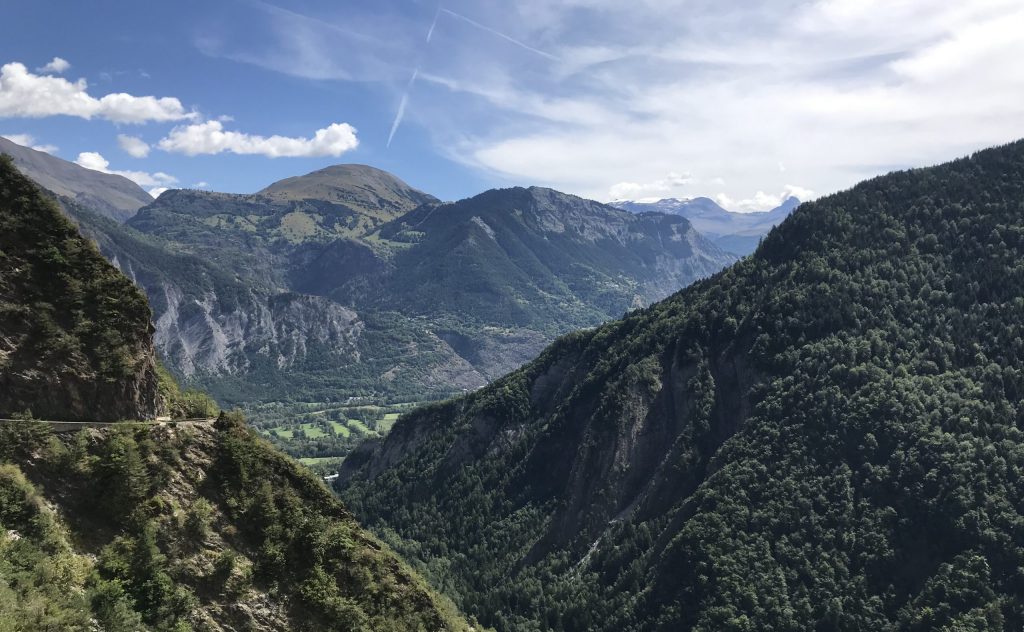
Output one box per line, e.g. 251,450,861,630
0,418,217,433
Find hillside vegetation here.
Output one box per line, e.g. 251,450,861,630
0,417,472,631
0,154,474,631
0,155,159,421
339,140,1024,630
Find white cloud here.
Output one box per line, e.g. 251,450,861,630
716,185,816,212
608,171,693,200
193,181,210,188
158,120,359,157
149,187,170,198
1,132,57,154
195,1,1024,202
0,62,195,123
379,1,1024,202
36,57,70,74
74,151,177,194
117,134,151,158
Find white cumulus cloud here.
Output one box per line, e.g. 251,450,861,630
74,151,178,197
608,171,694,201
716,185,815,212
0,61,195,124
36,57,70,74
117,134,151,158
1,132,57,154
157,120,359,158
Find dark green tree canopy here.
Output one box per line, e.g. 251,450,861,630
340,140,1024,631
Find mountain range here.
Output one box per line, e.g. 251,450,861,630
614,195,800,255
338,141,1024,630
1,138,736,411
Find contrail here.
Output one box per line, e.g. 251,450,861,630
439,8,558,61
387,3,441,148
426,6,441,43
387,68,419,148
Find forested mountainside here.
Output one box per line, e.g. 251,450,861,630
363,186,732,331
0,418,473,631
614,195,799,256
339,140,1024,631
0,136,152,222
0,156,473,631
0,155,159,421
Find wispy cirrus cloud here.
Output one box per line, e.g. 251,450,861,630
194,0,1024,208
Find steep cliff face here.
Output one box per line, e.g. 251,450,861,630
339,141,1024,631
152,289,363,377
0,156,159,421
65,202,487,404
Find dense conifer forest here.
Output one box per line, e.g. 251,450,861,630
340,141,1024,631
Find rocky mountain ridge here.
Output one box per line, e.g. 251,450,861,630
4,137,736,408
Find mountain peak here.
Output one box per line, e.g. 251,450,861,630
258,163,437,222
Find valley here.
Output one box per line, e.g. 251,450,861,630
3,4,1022,631
2,138,735,465
4,126,1024,632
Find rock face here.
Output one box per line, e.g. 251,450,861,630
339,140,1024,631
0,156,160,420
0,135,152,221
66,202,487,403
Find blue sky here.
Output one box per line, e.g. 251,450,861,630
2,0,1024,208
